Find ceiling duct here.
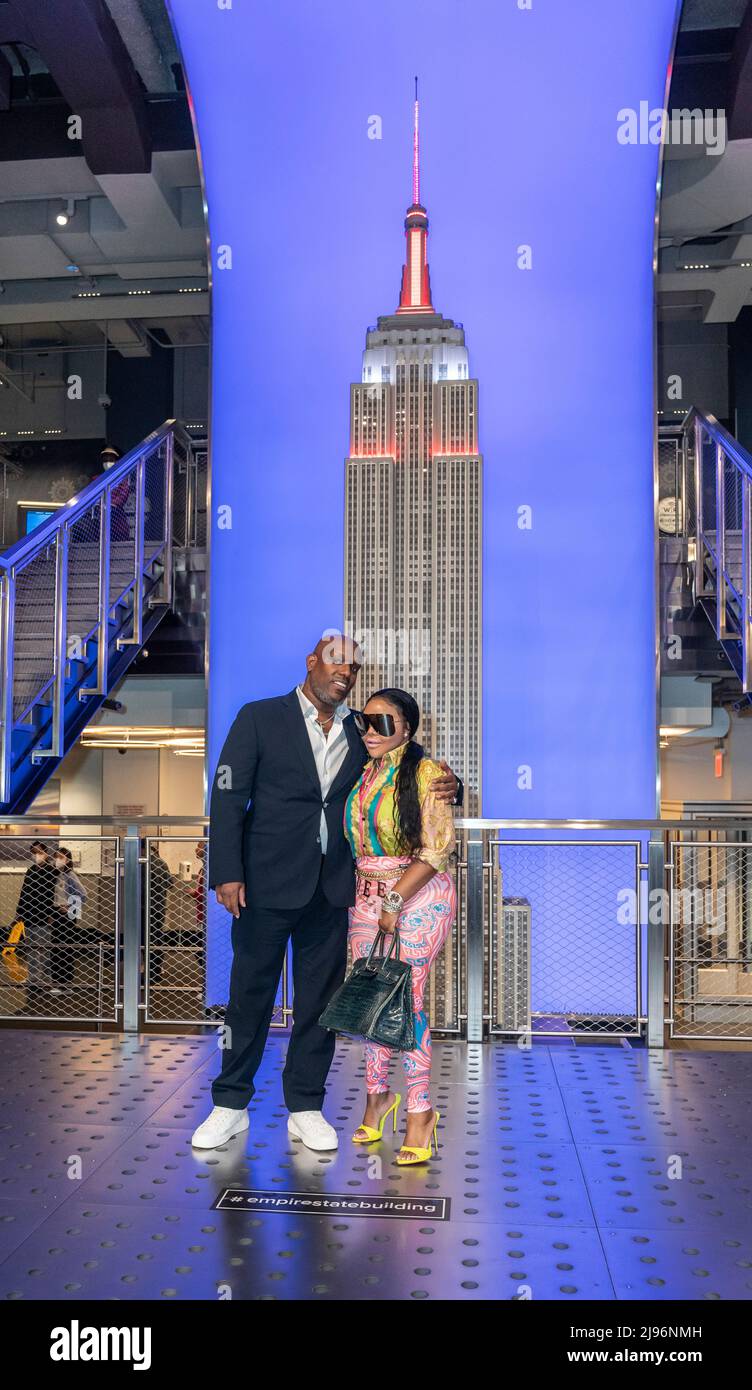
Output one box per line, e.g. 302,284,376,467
0,0,152,174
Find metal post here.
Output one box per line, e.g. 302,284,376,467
81,492,111,699
466,833,485,1043
34,526,69,761
693,415,705,600
743,475,752,692
133,457,145,644
647,830,666,1048
716,441,727,637
184,435,193,549
0,570,15,803
118,459,145,649
122,826,142,1033
96,940,104,1034
162,432,175,608
679,433,687,538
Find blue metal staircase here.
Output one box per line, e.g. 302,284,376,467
0,420,197,812
688,409,752,693
662,408,752,697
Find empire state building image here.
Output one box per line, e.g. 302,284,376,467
344,84,483,812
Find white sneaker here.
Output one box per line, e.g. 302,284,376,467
191,1105,249,1149
287,1110,338,1151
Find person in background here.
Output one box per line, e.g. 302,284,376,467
101,445,130,542
184,840,207,995
49,846,87,993
148,841,173,986
16,840,56,990
190,841,206,932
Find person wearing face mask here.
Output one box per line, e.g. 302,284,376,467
15,841,57,992
344,689,457,1165
49,846,87,992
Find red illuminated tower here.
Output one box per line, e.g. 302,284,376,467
397,78,434,315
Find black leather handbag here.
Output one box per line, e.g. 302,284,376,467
319,928,415,1051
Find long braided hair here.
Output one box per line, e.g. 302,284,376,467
369,688,424,854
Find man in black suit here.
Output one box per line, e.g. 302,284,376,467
191,632,461,1151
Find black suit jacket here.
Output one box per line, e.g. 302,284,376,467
208,689,368,909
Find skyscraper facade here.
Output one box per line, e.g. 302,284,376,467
344,88,483,811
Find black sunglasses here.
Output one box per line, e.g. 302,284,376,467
353,711,396,737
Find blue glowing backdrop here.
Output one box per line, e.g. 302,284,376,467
167,0,679,1010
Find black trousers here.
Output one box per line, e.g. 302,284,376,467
50,908,76,985
211,860,349,1112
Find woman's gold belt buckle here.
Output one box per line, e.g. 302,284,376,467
356,865,403,900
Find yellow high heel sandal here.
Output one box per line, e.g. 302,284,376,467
352,1092,402,1144
395,1109,440,1165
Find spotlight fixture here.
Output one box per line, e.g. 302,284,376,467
56,198,75,227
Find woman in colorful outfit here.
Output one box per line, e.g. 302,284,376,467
344,688,456,1165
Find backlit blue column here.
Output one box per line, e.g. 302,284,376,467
167,0,680,1007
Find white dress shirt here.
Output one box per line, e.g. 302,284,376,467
296,685,350,854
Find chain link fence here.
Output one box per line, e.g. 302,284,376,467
2,819,752,1042
12,546,57,722
142,835,290,1028
67,503,103,654
489,839,643,1038
0,835,118,1022
670,832,752,1039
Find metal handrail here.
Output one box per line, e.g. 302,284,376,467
0,813,749,831
681,406,752,485
0,419,194,573
662,406,752,692
0,420,199,808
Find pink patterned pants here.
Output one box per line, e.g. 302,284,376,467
348,855,456,1112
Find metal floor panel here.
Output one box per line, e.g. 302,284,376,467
0,1202,614,1301
0,1031,213,1075
604,1227,752,1300
578,1142,752,1231
562,1087,751,1146
0,1118,145,1212
0,1200,55,1265
1,1032,752,1300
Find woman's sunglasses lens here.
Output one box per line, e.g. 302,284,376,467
371,714,395,736
354,712,396,736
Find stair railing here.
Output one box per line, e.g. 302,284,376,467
0,420,196,803
663,408,752,693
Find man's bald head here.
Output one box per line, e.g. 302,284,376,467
302,631,363,710
312,631,362,664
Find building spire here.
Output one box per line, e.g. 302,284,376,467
397,77,434,315
413,75,420,206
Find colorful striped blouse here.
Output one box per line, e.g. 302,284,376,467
343,741,455,873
